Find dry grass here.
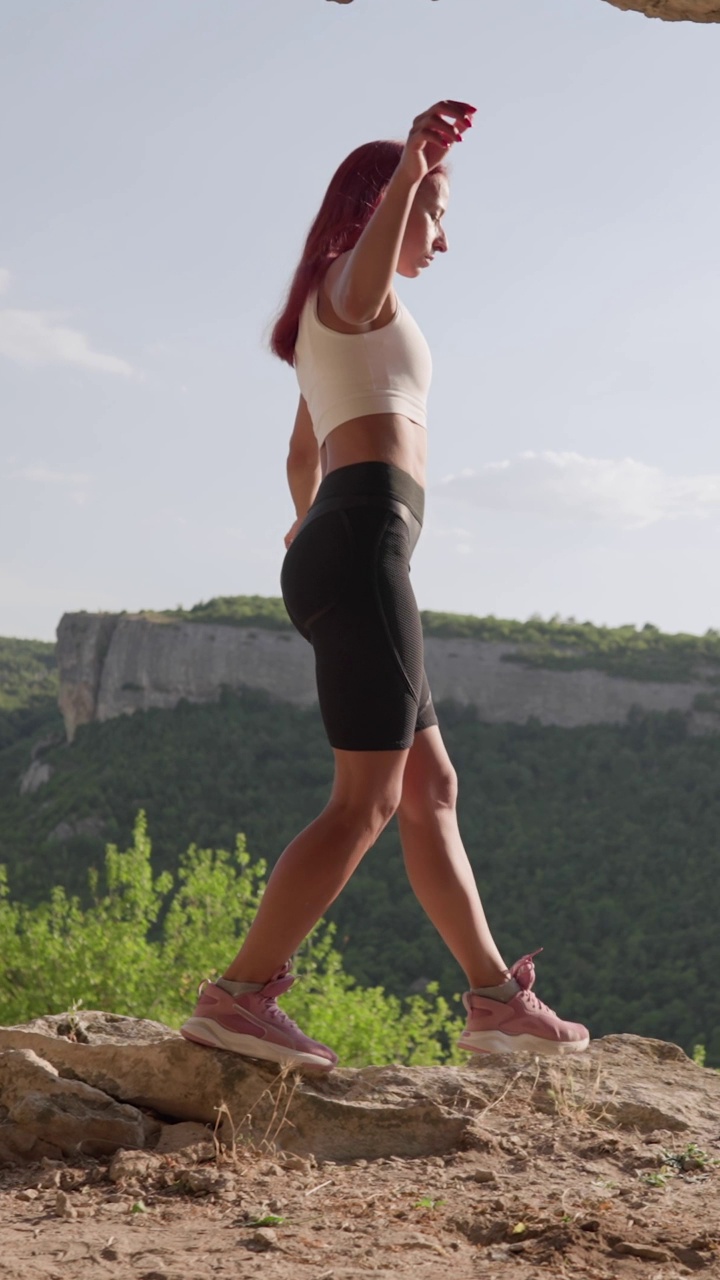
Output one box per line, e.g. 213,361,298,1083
539,1058,615,1126
211,1065,302,1165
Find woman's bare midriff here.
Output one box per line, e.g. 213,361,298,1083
322,415,427,489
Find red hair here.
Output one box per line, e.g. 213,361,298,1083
269,140,448,366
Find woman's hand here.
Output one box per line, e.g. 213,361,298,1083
397,100,476,185
284,516,304,549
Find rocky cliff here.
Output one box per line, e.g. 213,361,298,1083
602,0,720,19
56,611,720,742
331,0,720,21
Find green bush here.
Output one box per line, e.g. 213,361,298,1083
0,812,464,1067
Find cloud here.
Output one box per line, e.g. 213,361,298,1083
0,305,134,376
11,467,94,507
0,268,10,296
436,452,720,529
14,467,93,486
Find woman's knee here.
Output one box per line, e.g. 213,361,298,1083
330,750,406,828
399,759,458,825
328,789,400,842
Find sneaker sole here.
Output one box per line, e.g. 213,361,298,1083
457,1031,590,1056
180,1017,336,1070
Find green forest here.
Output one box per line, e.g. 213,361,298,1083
1,612,720,1064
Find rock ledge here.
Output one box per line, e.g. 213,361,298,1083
2,1013,717,1167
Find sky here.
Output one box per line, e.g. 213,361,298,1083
1,0,719,643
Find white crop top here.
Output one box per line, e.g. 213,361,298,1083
294,287,433,447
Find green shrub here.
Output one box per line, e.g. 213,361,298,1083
0,812,463,1067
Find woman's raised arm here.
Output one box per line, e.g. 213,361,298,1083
327,100,475,325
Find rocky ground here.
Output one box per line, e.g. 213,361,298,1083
1,1016,719,1279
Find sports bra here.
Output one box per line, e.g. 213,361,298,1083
294,286,433,447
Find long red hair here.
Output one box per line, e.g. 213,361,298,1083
269,140,447,366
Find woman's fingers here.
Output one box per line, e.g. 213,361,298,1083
425,132,455,153
429,101,477,125
401,100,477,177
418,104,476,144
414,102,476,129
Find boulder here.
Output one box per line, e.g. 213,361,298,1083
0,1046,145,1161
2,1013,719,1168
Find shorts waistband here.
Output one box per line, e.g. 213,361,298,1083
312,463,425,525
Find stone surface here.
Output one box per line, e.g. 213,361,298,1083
154,1120,215,1156
1,1019,719,1280
47,815,105,843
328,0,720,19
18,759,53,795
0,1046,146,1160
0,1014,472,1163
55,612,720,742
602,0,720,20
56,612,120,742
1,1014,719,1169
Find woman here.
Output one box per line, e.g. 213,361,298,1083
181,101,589,1068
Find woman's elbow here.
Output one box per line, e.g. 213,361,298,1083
287,444,319,472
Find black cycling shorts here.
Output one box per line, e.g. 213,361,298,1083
281,461,439,751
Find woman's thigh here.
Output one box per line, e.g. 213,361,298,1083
282,505,431,751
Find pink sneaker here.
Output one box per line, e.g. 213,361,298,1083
180,964,338,1070
458,951,590,1057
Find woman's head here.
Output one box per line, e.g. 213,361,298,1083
397,170,450,278
269,141,449,365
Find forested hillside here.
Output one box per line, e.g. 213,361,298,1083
0,637,59,750
1,624,719,1063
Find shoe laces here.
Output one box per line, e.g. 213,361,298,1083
509,948,557,1016
258,998,302,1032
520,989,557,1016
250,966,303,1033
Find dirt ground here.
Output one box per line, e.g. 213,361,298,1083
2,1071,719,1280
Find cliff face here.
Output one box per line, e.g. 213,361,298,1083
56,613,120,743
56,612,720,742
56,614,318,741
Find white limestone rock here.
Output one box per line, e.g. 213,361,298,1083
18,760,53,795
55,612,720,740
0,1046,146,1162
1,1013,719,1170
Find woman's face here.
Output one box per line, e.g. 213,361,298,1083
397,174,450,278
